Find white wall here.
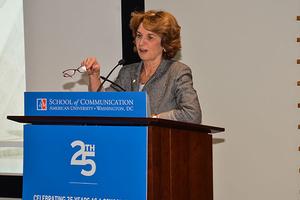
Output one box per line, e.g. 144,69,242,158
146,1,300,199
24,0,122,91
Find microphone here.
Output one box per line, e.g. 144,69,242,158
97,59,126,92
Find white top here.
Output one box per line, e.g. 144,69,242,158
139,84,144,91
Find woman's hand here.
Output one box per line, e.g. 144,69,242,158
81,57,101,77
81,57,101,91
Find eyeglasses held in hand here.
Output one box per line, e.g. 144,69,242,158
62,66,87,78
62,65,126,91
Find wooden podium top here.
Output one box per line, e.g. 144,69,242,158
7,116,224,134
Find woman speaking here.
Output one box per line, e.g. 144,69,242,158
81,10,202,124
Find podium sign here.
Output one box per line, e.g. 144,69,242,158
22,92,149,200
25,92,149,117
23,125,147,200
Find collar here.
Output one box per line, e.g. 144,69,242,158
133,59,173,91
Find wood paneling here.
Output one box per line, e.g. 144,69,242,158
147,126,213,200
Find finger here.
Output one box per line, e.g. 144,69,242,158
92,63,100,72
82,57,94,69
89,57,98,68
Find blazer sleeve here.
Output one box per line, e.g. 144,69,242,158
158,66,202,124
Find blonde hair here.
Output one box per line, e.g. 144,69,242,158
129,10,181,59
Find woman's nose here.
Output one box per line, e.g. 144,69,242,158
137,37,146,46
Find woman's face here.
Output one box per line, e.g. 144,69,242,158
135,23,164,63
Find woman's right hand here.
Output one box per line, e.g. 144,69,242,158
81,57,101,77
81,57,101,91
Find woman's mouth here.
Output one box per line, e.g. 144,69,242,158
139,48,148,53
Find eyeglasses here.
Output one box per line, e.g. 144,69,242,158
62,65,126,91
62,66,86,78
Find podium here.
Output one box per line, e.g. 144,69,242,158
7,92,224,200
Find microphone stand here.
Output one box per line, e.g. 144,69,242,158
96,59,125,92
99,76,126,91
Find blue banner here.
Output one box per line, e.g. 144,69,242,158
25,92,149,117
23,125,148,200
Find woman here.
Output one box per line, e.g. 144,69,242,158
82,10,202,124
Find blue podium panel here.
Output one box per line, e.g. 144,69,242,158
25,92,149,117
23,125,147,200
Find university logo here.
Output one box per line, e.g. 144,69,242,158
70,140,96,176
36,98,47,110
